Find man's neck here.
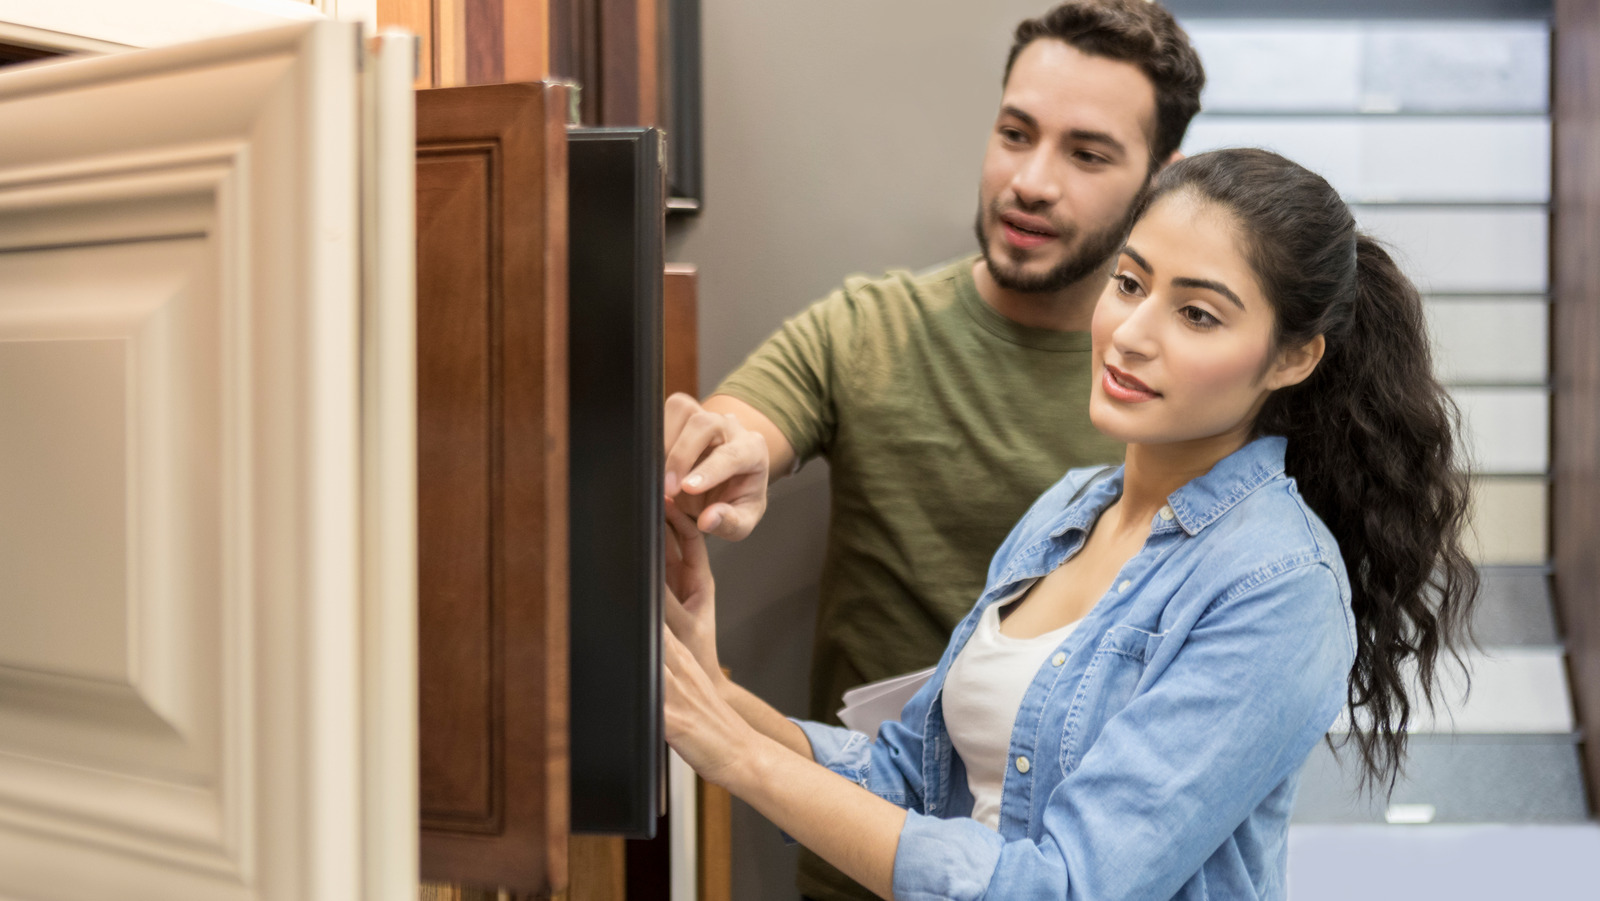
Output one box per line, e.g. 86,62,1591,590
971,258,1108,333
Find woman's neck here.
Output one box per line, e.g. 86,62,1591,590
1108,432,1253,533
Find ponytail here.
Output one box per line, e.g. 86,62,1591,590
1144,149,1480,794
1258,235,1478,793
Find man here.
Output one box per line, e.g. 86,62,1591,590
663,2,1204,897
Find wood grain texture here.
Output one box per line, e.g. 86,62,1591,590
465,0,505,85
1553,0,1600,816
568,836,626,901
696,667,730,901
504,0,549,81
416,81,571,893
663,265,698,398
377,0,436,87
598,0,656,125
437,0,467,86
696,778,731,901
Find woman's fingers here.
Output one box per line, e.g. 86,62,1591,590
663,587,694,640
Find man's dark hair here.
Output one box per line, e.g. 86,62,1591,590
1005,0,1205,168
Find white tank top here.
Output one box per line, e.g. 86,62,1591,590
943,584,1081,831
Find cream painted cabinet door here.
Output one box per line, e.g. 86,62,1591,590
0,20,417,901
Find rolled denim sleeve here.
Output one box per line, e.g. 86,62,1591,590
790,668,942,811
891,562,1354,901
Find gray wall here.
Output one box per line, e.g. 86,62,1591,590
663,1,1051,896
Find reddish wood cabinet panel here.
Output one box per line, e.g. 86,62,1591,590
1553,0,1600,815
663,265,698,398
416,81,572,893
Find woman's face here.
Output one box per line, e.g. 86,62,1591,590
1089,192,1320,452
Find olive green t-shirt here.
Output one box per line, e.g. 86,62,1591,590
718,257,1123,901
717,257,1123,723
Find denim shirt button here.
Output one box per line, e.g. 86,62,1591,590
1015,755,1031,774
1158,505,1175,521
1051,652,1067,667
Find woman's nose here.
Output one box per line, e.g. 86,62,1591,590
1112,300,1160,360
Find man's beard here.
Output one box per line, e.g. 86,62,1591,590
974,196,1140,294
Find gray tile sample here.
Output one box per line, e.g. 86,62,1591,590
1293,735,1588,823
1473,566,1558,646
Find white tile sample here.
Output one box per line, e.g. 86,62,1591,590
1184,22,1364,112
1185,20,1549,114
1425,298,1548,385
1362,22,1550,113
1182,117,1550,204
1354,207,1548,295
1331,648,1573,735
1452,387,1548,475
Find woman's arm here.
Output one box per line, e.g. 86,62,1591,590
664,499,814,756
664,630,905,899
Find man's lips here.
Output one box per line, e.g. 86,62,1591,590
1102,364,1160,402
999,210,1059,250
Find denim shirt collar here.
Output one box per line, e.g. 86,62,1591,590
1050,435,1288,540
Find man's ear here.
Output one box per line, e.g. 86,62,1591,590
1156,149,1185,172
1266,334,1326,390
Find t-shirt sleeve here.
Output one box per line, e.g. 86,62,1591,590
712,287,853,462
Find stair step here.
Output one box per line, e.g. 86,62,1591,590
1294,734,1588,823
1331,645,1573,734
1473,565,1557,646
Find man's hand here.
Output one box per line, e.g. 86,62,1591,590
663,393,776,540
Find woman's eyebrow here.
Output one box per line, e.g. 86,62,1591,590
1173,276,1246,311
1119,246,1152,272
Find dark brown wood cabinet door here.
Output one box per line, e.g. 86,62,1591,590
415,81,571,894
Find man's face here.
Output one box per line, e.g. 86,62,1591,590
975,39,1159,294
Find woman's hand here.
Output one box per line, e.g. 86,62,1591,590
662,628,756,789
664,497,722,681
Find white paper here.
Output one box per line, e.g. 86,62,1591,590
836,666,937,735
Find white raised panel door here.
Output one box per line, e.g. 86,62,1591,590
0,20,416,901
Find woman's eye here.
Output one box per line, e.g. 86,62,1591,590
1181,306,1220,329
1113,274,1142,296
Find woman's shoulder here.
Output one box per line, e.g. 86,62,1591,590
1189,474,1355,644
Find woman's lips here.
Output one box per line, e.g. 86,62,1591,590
1102,364,1160,403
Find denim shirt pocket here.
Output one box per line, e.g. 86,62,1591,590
1059,624,1165,772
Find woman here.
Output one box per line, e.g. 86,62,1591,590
660,148,1477,900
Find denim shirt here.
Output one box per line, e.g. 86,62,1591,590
794,436,1356,901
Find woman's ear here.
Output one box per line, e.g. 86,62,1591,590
1266,334,1326,390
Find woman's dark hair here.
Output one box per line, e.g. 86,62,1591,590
1142,148,1479,794
1005,0,1205,169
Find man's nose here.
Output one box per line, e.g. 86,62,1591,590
1011,149,1062,207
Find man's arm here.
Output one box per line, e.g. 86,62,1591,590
663,392,798,539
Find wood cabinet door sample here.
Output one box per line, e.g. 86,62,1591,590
415,81,571,893
0,21,417,901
